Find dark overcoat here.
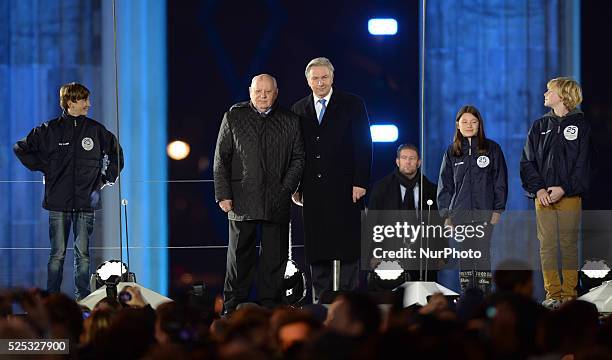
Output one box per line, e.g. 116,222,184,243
291,89,372,263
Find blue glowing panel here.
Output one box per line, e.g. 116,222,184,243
368,18,398,35
370,124,399,142
114,0,168,296
421,0,575,212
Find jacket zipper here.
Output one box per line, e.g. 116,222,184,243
72,118,77,211
468,144,473,221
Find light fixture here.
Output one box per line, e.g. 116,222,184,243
95,260,128,300
370,124,399,142
283,259,307,305
581,259,612,293
368,18,398,35
375,260,404,280
582,259,611,279
167,140,191,160
369,260,407,291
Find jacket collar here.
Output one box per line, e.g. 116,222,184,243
249,100,279,117
61,111,86,123
460,136,479,152
543,108,583,120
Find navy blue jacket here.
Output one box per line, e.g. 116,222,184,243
437,138,508,223
14,112,123,211
520,109,590,198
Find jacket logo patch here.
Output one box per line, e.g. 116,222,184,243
563,125,578,141
58,142,70,146
454,161,464,167
477,155,490,168
82,137,94,151
541,129,552,135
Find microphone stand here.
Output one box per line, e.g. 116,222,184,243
396,198,458,307
121,199,131,282
424,200,432,281
418,189,423,281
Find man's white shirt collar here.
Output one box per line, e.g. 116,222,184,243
313,88,333,120
313,87,333,104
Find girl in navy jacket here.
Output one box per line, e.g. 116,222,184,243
437,105,508,293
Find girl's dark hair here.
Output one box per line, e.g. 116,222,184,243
452,105,489,157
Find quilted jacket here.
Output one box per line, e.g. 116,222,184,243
213,101,304,222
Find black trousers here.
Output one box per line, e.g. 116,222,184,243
310,260,359,303
458,223,494,293
458,222,494,271
224,220,289,311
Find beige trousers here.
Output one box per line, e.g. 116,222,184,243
535,196,581,300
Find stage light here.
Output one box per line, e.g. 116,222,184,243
374,260,404,280
370,124,398,142
579,259,612,313
368,18,398,35
283,259,307,305
582,259,611,279
95,260,128,300
96,260,127,283
580,259,612,296
167,140,190,160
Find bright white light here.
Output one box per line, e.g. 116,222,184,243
368,19,398,35
96,261,127,281
583,270,610,279
375,261,404,280
370,124,398,142
285,261,298,278
582,260,611,279
167,140,190,160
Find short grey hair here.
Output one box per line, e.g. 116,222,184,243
250,73,277,88
304,57,335,79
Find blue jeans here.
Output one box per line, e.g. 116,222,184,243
48,211,95,300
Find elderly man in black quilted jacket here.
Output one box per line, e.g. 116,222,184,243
214,74,305,313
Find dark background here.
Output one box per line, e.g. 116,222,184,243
580,2,612,211
166,0,612,296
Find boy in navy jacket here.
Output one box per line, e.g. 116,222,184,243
14,82,123,299
520,77,589,309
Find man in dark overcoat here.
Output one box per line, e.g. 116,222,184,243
291,57,372,303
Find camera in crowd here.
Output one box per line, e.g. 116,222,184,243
0,288,49,317
118,289,132,304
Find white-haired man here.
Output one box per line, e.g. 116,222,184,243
292,58,372,303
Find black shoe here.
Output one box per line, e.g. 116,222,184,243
475,271,493,294
460,270,475,292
